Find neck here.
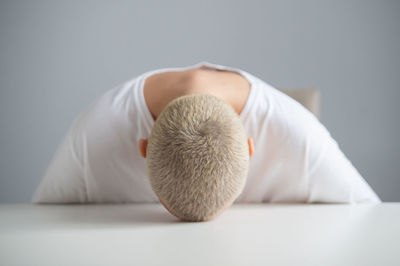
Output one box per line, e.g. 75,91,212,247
143,68,250,120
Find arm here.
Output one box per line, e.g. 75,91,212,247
268,88,380,204
32,124,87,203
306,132,381,204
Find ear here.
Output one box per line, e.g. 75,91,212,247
138,138,148,158
248,138,254,157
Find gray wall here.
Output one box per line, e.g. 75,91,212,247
1,0,399,202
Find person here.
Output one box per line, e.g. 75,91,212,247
32,61,381,222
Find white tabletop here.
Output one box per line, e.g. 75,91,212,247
0,203,399,266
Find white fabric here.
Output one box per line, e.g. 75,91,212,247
32,61,381,204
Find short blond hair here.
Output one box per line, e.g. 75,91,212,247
146,94,249,221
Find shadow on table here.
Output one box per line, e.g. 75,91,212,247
25,203,183,229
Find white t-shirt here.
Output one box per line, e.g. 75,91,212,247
32,61,381,204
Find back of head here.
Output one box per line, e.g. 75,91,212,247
146,94,249,222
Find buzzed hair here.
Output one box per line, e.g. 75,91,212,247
146,94,249,221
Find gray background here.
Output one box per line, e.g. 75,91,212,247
0,0,399,202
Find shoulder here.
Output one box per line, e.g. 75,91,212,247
256,85,324,138
254,86,332,168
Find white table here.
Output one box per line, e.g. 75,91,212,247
1,203,399,266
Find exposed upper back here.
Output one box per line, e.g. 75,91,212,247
143,68,251,120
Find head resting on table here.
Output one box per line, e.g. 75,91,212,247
138,94,254,222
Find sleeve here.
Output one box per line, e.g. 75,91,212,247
31,123,88,204
268,89,381,204
306,133,381,204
